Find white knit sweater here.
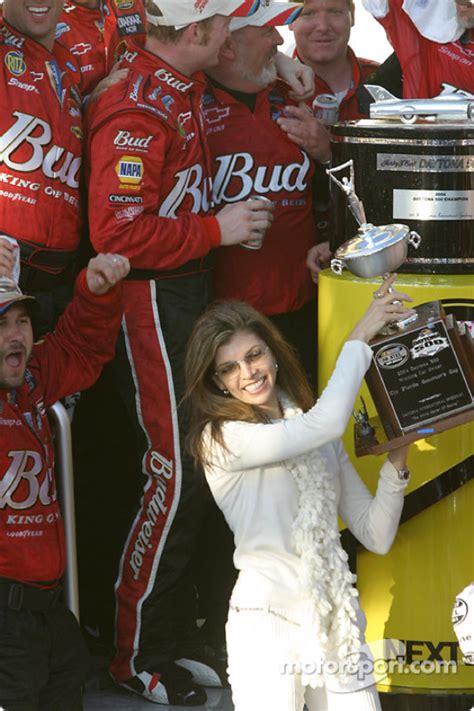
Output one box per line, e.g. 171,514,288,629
203,340,409,611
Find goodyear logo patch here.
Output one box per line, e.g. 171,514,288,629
5,51,26,77
116,155,144,188
115,0,135,8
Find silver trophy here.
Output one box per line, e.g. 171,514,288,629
327,160,422,279
327,160,421,331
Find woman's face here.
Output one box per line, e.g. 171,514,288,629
213,329,281,418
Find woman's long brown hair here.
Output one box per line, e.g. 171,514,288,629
183,301,315,467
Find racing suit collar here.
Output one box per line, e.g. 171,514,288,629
130,44,208,97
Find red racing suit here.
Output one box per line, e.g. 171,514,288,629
0,270,123,587
295,47,378,121
56,1,106,97
86,47,220,268
205,80,315,316
86,47,219,681
372,0,474,97
0,20,83,278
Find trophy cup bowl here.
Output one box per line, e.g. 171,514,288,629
330,223,422,279
326,160,421,280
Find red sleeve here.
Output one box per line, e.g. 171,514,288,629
101,0,146,71
34,269,123,406
377,0,424,97
87,110,220,270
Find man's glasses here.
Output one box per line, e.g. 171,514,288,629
214,345,270,380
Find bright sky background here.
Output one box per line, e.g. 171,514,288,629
0,0,393,64
281,0,393,63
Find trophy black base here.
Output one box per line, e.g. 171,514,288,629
354,408,474,457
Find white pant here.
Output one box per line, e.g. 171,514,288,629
226,605,382,711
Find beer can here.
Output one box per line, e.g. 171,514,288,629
312,93,339,126
0,234,20,284
241,196,273,250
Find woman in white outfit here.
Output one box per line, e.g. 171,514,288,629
184,276,414,711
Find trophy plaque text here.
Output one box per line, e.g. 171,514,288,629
355,301,474,456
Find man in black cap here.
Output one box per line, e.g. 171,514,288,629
0,251,129,710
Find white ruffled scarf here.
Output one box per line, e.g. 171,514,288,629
279,392,362,687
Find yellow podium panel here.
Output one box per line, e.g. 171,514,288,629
318,270,474,692
360,480,474,691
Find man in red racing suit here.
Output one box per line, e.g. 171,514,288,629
191,1,319,654
56,0,106,97
0,1,83,334
85,0,273,706
289,0,379,283
205,1,321,382
290,0,378,121
0,251,129,710
362,0,474,97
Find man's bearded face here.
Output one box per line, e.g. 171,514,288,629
456,0,474,29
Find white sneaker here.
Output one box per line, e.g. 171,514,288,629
175,658,224,688
118,665,207,706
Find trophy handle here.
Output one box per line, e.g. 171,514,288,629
326,160,367,227
331,258,345,275
408,231,422,249
396,311,419,329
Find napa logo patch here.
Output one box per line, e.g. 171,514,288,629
116,155,144,188
5,51,26,77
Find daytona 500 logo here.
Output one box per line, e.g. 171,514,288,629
0,111,81,189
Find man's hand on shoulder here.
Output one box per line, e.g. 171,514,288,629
275,52,314,101
86,253,130,295
87,67,129,105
